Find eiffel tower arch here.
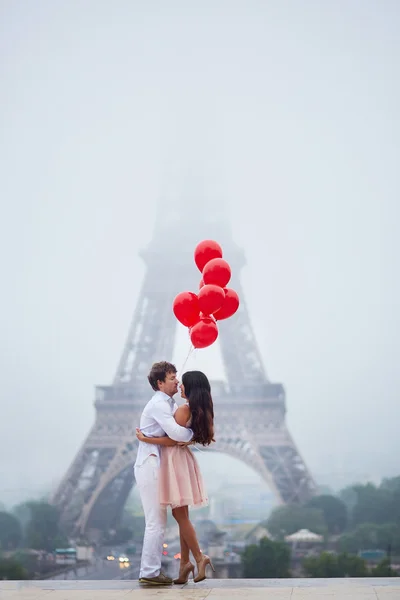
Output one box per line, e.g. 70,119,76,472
52,194,316,538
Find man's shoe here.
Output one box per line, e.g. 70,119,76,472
139,573,173,585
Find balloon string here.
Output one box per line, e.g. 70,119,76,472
179,343,195,376
192,444,204,453
179,341,202,450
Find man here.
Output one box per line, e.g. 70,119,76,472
134,361,193,585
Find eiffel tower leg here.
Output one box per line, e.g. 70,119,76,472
75,446,137,535
211,432,315,504
213,398,316,504
51,446,89,512
256,432,316,503
53,400,141,536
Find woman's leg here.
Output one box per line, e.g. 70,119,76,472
172,506,202,564
178,507,190,564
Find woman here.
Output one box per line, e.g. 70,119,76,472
136,370,215,584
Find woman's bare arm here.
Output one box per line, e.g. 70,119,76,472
136,428,177,446
174,405,195,446
174,404,191,427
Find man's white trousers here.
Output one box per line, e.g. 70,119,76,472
134,455,167,578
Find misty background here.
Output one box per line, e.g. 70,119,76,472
0,1,399,509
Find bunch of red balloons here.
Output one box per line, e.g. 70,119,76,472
173,240,240,349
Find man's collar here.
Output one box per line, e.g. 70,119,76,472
155,390,175,404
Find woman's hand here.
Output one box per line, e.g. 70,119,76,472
136,428,147,442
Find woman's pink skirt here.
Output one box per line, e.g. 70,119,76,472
159,445,208,509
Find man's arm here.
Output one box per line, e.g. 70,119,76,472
153,401,193,442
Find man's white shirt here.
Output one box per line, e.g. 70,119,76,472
135,390,193,468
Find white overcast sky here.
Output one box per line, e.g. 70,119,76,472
0,0,399,506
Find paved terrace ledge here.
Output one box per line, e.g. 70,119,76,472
1,579,400,599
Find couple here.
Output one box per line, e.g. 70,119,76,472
134,361,215,586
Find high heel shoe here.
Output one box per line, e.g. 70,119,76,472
173,561,195,584
194,554,215,583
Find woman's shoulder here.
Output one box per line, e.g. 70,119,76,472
174,403,191,426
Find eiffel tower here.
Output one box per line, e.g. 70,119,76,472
52,188,316,538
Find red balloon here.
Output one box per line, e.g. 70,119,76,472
203,258,231,288
213,288,240,320
173,292,200,327
199,278,205,289
198,284,225,316
200,312,216,322
190,317,218,349
194,240,223,272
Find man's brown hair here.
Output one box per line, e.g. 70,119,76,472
147,361,177,391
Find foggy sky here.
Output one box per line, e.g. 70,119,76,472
1,1,399,507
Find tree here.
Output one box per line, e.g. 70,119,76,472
337,553,369,577
242,537,290,578
120,509,145,542
380,477,400,525
0,558,28,580
125,516,145,542
266,504,327,539
351,483,393,527
339,486,358,514
339,523,400,555
103,527,133,545
303,552,368,578
21,501,67,551
0,512,22,550
12,501,32,541
341,479,400,529
303,552,342,578
370,558,399,577
306,495,347,534
380,476,400,494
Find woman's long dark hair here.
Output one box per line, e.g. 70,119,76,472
182,370,214,446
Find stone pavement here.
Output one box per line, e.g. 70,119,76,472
1,578,400,599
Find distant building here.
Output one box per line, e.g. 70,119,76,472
54,548,76,565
